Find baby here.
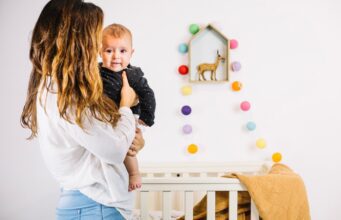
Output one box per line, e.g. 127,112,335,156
100,23,156,191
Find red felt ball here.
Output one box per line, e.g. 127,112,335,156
178,65,189,75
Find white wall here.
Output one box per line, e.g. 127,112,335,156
1,0,340,219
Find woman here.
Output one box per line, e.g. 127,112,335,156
20,0,143,219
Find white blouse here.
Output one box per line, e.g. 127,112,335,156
36,83,136,219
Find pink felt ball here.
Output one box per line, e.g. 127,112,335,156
230,39,238,49
240,101,251,111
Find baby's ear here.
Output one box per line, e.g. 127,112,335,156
131,48,135,55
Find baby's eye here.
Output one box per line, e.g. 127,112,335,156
120,49,127,53
105,49,112,53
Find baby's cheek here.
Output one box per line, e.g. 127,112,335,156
102,61,111,68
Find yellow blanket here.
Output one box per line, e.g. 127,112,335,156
178,163,310,220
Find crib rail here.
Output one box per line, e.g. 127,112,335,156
140,161,270,176
139,177,260,220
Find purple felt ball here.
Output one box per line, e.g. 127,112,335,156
231,61,241,72
182,124,192,134
181,105,192,115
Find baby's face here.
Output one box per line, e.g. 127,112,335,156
101,34,134,72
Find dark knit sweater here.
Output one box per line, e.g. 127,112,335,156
100,64,156,126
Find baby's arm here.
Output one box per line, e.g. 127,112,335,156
131,68,156,126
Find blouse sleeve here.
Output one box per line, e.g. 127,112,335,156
62,107,136,165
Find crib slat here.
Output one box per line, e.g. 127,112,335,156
251,199,260,220
140,191,149,220
185,191,193,220
207,191,215,220
174,191,184,212
229,190,238,220
162,191,171,220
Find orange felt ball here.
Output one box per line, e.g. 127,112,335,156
272,152,282,163
231,81,242,91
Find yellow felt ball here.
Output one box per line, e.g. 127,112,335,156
187,144,198,154
256,138,266,149
272,152,282,163
181,86,192,96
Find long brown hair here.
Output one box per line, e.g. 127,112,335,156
21,0,120,139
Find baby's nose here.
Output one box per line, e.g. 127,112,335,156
113,51,120,59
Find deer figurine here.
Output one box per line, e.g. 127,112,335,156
197,50,225,81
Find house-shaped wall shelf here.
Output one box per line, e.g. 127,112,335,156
189,24,230,82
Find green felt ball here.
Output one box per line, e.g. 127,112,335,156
189,24,200,35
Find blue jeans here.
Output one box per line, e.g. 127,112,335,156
56,189,125,220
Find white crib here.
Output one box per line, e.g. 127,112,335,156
134,162,271,220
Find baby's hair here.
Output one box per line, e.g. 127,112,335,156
103,23,132,45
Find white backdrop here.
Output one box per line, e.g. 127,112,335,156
1,0,341,219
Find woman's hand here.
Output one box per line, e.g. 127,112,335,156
120,71,137,108
127,128,145,156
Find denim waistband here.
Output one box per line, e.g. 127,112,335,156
57,189,98,209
